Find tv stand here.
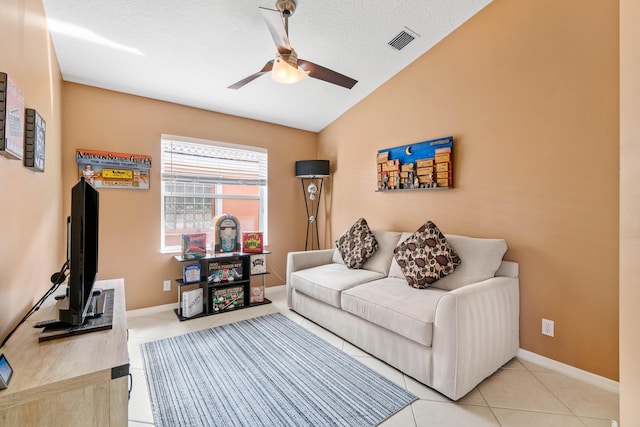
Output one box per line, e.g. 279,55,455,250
0,279,129,426
86,287,106,318
38,289,114,342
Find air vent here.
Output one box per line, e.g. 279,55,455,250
388,28,419,51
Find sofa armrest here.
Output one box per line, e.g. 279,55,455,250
432,276,519,400
496,260,519,278
286,249,336,307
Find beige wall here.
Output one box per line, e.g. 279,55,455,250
318,0,620,380
61,83,316,310
620,0,640,423
0,0,64,344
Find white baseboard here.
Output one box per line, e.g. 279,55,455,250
517,348,619,394
126,302,177,316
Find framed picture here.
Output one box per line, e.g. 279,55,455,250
24,108,46,172
376,136,453,191
0,72,25,160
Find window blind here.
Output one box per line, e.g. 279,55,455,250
161,138,267,186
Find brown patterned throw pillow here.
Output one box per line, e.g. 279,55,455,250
393,221,461,288
335,218,379,269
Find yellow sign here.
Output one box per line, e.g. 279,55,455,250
102,169,133,179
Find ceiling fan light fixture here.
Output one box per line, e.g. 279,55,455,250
271,54,309,84
229,0,357,90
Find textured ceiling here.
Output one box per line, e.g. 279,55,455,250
41,0,491,132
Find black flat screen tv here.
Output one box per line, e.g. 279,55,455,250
58,177,99,326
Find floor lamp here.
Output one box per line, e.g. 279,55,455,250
295,160,330,250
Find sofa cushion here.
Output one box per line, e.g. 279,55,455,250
361,230,402,275
290,263,385,308
390,233,508,291
333,231,402,275
431,235,508,291
393,221,461,289
388,232,414,279
341,277,447,346
335,218,379,269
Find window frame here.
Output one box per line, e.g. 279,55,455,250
160,135,268,254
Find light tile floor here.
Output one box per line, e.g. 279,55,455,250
126,286,619,427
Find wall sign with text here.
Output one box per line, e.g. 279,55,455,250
76,149,151,190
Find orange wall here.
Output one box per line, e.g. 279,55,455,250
61,83,316,310
0,0,64,344
318,0,619,380
620,0,640,423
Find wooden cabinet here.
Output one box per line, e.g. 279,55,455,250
0,279,129,426
174,252,270,320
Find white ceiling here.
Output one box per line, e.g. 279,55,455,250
41,0,491,132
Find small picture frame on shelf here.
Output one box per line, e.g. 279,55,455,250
183,263,201,284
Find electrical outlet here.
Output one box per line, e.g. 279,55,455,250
163,280,171,292
542,318,554,337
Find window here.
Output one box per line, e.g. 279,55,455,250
160,136,267,253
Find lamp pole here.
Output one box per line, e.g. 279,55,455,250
295,160,330,251
300,177,325,250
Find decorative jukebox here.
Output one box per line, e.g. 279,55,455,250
212,214,241,252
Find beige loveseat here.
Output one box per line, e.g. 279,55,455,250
286,230,519,400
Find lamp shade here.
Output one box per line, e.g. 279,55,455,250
295,160,330,178
271,57,309,84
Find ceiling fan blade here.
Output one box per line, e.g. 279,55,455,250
298,59,358,89
259,7,291,54
227,61,274,90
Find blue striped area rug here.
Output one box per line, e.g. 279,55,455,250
141,313,417,427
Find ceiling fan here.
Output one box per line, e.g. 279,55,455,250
228,0,358,90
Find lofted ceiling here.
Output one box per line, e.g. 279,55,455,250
41,0,491,132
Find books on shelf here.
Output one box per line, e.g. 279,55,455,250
182,288,203,318
183,263,201,284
